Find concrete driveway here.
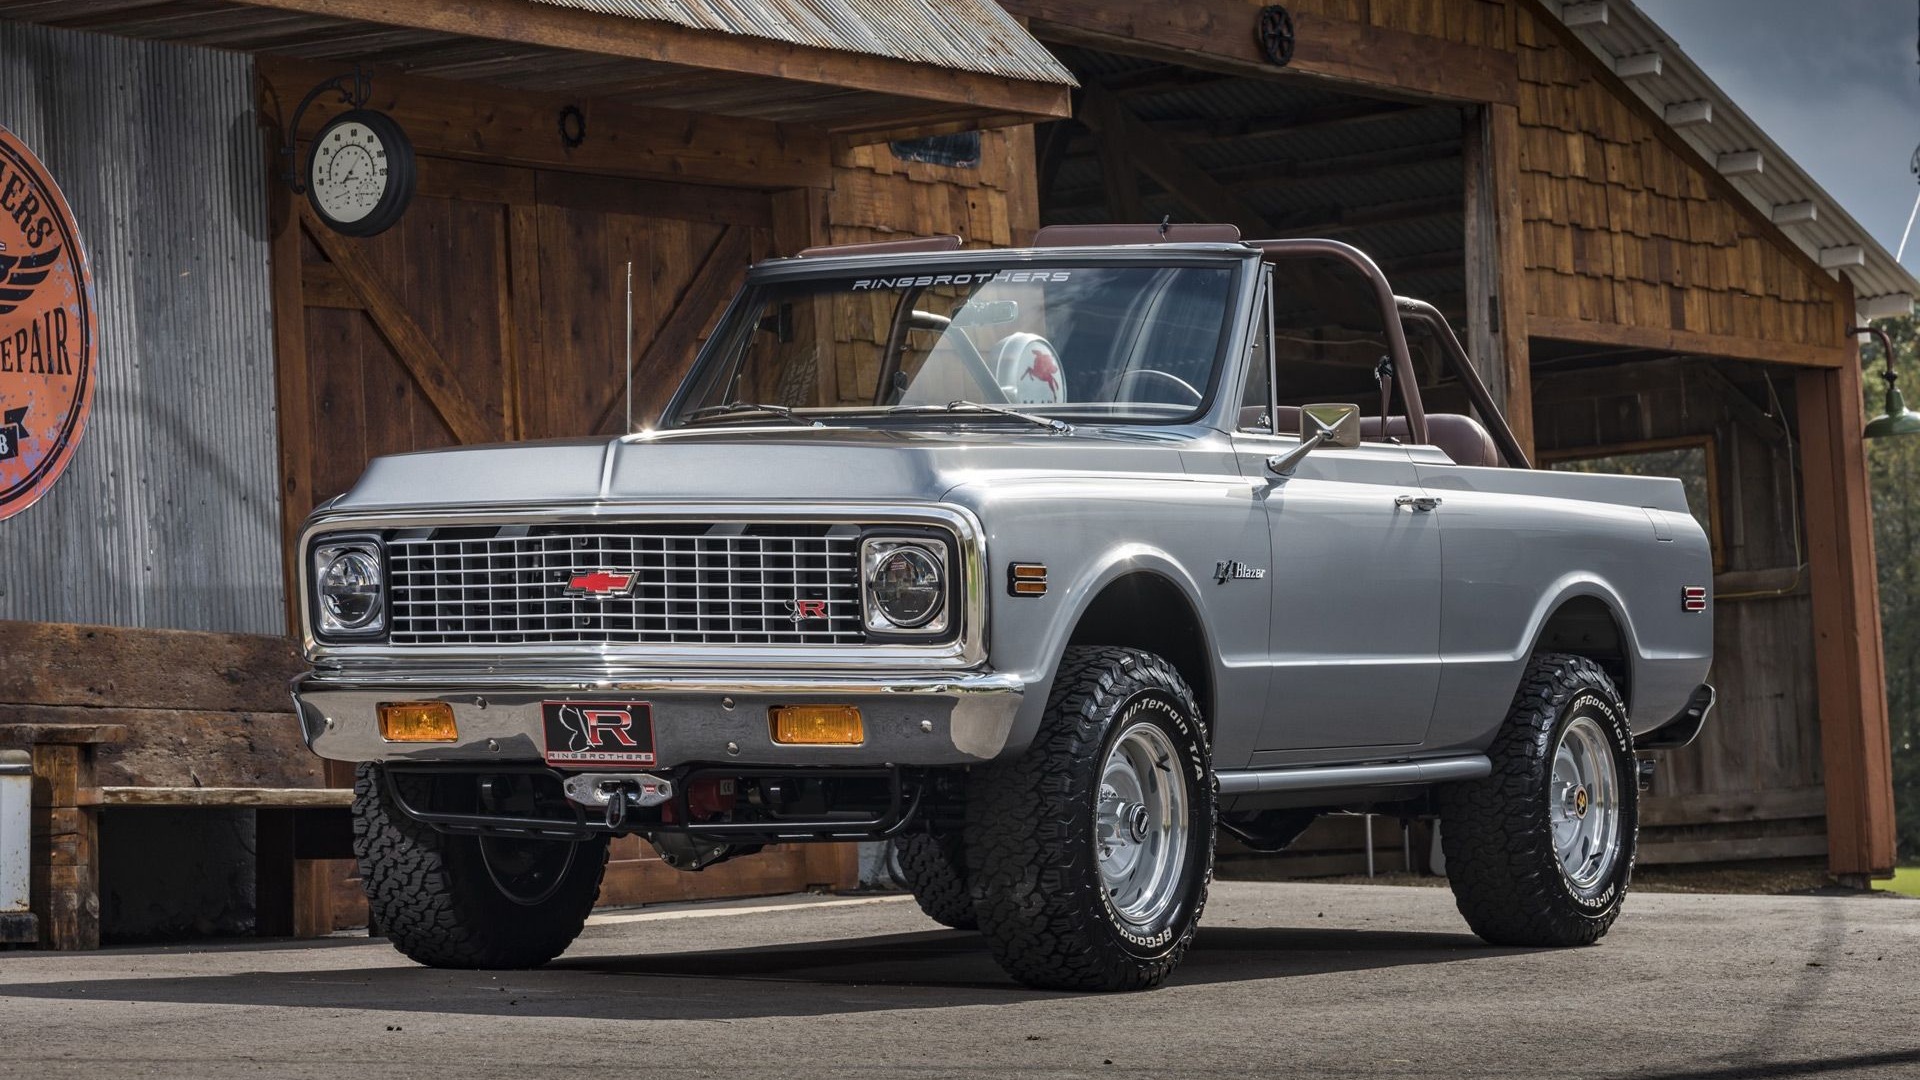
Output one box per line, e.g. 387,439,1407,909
0,881,1914,1079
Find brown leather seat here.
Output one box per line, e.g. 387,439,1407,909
1236,405,1501,468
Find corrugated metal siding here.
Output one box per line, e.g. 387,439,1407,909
0,21,282,634
534,0,1076,85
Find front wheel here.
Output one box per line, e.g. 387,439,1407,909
965,646,1215,991
352,763,608,968
1438,653,1637,946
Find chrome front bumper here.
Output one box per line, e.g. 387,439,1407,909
292,667,1025,768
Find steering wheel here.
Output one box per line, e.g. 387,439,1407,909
1100,367,1203,406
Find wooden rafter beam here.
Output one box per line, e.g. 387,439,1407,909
1266,196,1463,240
1095,64,1234,97
1213,141,1464,188
1004,0,1518,106
236,0,1071,123
1048,141,1465,211
1074,84,1269,236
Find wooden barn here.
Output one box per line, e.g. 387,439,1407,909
0,0,1904,946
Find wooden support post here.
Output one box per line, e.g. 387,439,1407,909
7,724,127,950
1461,106,1507,415
1489,103,1534,460
1798,298,1897,885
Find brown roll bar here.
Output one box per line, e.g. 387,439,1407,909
1250,239,1429,447
1395,297,1534,469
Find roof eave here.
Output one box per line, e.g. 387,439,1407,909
1545,0,1919,319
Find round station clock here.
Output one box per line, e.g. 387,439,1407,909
306,109,415,237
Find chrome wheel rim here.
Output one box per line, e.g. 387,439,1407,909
479,836,578,906
1096,720,1190,929
1550,714,1622,894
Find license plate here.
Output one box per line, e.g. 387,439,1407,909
541,700,657,768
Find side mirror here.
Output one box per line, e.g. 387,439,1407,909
1267,402,1361,476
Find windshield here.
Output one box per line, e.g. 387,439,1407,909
665,261,1240,429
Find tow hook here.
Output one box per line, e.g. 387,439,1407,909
562,773,674,830
1636,758,1656,792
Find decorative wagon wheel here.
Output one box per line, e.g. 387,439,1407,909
1256,5,1296,67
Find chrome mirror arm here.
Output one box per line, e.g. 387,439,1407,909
1267,431,1329,476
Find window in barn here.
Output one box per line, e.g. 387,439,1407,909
1545,436,1724,570
890,132,981,168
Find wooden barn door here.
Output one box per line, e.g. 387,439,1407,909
271,158,856,926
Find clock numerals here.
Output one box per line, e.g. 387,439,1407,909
306,110,414,237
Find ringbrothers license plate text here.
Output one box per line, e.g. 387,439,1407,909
541,700,657,767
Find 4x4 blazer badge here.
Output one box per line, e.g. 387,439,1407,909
1214,560,1266,583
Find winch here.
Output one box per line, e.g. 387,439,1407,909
561,772,674,830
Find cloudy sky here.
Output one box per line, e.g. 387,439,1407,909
1636,0,1920,267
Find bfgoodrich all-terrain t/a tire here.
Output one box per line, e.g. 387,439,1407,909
1438,652,1638,947
965,646,1216,991
353,763,608,969
890,831,977,930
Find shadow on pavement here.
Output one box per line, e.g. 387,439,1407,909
0,924,1509,1020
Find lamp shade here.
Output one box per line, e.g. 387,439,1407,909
1865,383,1920,439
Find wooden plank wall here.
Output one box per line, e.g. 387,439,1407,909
1510,3,1847,366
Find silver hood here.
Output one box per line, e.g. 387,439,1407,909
324,425,1206,512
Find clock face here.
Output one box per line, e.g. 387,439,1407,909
309,121,391,225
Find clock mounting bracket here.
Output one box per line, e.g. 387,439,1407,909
278,65,375,195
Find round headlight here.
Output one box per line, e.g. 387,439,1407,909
319,548,383,631
869,545,944,629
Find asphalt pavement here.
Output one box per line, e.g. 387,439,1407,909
0,881,1915,1079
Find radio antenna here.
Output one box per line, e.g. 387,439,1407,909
622,260,634,434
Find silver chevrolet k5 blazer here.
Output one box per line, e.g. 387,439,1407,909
293,223,1714,991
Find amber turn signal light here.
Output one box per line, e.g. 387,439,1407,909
378,701,459,742
769,705,864,745
1008,562,1048,597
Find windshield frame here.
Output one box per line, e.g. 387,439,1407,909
657,246,1260,432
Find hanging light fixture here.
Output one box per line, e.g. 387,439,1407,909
1856,324,1920,439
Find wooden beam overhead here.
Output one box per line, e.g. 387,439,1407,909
1005,0,1519,107
1073,84,1269,236
1213,140,1463,187
238,0,1072,124
1046,141,1464,213
1266,195,1462,240
1528,313,1848,368
259,57,834,190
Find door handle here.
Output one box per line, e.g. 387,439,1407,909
1395,494,1442,512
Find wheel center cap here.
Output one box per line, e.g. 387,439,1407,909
1571,785,1590,818
1127,804,1151,843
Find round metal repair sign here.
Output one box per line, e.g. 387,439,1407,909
0,124,96,522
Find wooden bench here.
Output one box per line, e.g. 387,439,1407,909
0,620,357,949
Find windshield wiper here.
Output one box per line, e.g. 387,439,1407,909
885,400,1073,435
684,402,820,426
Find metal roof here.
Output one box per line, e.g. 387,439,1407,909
531,0,1077,86
1548,0,1920,319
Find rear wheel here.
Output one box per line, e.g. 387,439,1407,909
353,763,608,968
965,646,1215,991
889,831,976,930
1438,653,1637,946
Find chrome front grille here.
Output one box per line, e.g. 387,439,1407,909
386,523,865,646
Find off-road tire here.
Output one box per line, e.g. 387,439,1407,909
352,763,609,968
1438,653,1637,947
890,832,976,930
965,646,1215,991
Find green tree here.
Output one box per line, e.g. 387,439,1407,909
1865,314,1920,862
